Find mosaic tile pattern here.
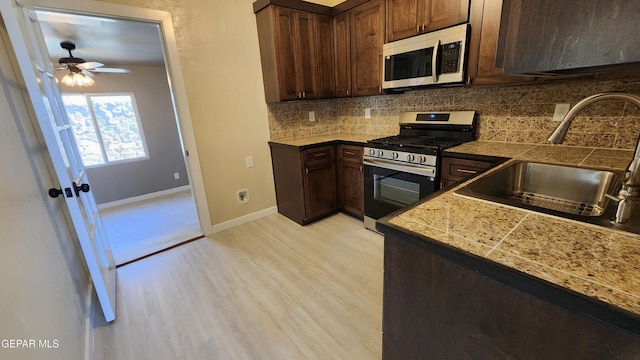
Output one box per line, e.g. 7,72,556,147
268,76,640,149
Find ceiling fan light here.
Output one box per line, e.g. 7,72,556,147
81,75,95,86
72,73,85,86
61,73,75,86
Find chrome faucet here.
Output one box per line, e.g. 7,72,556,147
548,92,640,224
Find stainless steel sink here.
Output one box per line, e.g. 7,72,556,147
455,161,640,233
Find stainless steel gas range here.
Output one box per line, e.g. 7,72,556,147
363,111,476,232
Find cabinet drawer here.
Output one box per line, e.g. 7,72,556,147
303,145,334,168
338,145,363,162
441,157,493,181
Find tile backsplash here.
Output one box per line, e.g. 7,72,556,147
268,76,640,150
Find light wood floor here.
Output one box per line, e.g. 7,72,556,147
100,190,202,265
94,213,383,360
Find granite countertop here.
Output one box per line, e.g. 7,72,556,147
269,133,383,147
383,141,640,323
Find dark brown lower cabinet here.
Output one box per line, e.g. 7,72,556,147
269,143,338,225
337,144,364,219
440,156,494,189
383,233,640,359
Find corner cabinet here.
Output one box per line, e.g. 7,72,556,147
269,143,338,225
255,5,333,102
270,142,365,224
334,0,385,98
386,0,470,42
337,145,364,219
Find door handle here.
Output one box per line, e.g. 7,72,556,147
48,187,73,198
73,182,90,197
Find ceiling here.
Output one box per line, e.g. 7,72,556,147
36,10,166,69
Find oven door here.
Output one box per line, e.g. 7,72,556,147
363,158,438,222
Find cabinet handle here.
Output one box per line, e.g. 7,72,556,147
359,165,363,172
346,90,349,96
344,151,355,155
314,152,326,157
456,169,478,174
417,25,420,33
303,91,306,98
305,168,309,174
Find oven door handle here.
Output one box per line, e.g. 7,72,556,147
363,158,436,177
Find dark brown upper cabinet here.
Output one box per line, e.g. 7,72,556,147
333,0,385,98
465,0,535,85
502,0,640,76
333,11,352,97
350,0,385,96
256,5,331,102
316,15,336,99
386,0,469,42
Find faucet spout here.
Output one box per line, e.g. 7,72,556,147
548,92,640,223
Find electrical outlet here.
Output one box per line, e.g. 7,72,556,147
309,111,316,122
237,189,250,204
246,155,254,168
553,103,571,121
365,108,371,119
173,172,180,180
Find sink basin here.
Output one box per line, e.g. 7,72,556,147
457,161,621,217
454,161,640,233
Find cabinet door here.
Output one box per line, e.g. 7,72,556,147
350,0,385,97
340,160,364,218
386,0,423,42
293,10,318,100
427,0,469,31
315,14,335,99
273,7,299,100
466,0,535,85
338,145,364,218
333,11,351,97
303,146,337,220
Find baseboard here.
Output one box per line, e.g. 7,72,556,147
97,185,191,210
208,206,278,234
84,283,95,360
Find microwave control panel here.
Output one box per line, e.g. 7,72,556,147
440,41,462,74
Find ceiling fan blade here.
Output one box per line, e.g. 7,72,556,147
90,67,132,74
77,61,104,69
81,70,95,78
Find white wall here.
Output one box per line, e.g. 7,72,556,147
0,19,89,360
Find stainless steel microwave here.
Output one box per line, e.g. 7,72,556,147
382,23,469,90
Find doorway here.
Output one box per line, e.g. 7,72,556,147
33,5,208,265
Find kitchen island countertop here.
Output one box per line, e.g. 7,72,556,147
380,140,640,333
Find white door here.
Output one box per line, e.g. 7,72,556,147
0,0,116,322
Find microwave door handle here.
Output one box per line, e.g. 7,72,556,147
432,39,440,83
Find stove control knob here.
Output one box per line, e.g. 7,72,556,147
369,149,376,156
407,154,415,162
419,156,427,164
377,150,384,157
392,152,399,159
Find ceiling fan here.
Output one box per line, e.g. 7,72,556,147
57,40,131,77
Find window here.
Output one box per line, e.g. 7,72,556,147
62,93,148,167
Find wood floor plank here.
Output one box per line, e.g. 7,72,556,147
94,213,383,360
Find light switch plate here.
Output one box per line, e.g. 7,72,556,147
309,111,316,122
553,103,571,121
365,108,371,119
246,156,254,168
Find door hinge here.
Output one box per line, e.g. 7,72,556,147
14,0,25,8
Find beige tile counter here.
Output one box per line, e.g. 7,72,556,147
385,141,640,319
269,133,383,147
